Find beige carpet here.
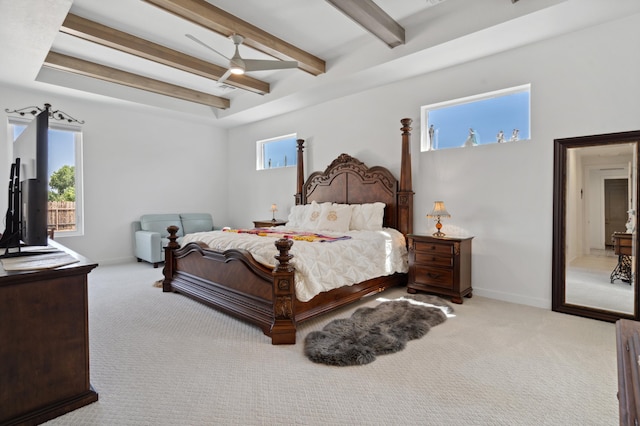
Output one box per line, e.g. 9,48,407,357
44,262,618,425
566,250,633,314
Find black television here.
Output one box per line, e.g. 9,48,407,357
0,106,49,249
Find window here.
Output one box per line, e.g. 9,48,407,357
9,119,84,236
421,84,530,151
256,134,298,170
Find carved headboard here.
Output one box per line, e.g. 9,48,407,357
302,154,399,229
293,118,414,235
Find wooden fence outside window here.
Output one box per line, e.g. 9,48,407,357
48,201,76,231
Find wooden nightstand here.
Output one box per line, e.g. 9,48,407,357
407,234,473,304
253,219,287,228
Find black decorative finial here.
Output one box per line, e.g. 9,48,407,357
5,103,85,124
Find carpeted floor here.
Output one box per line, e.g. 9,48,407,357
44,262,618,425
567,252,633,314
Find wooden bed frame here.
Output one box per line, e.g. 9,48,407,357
162,118,414,344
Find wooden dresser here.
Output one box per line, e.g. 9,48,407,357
616,319,640,426
0,242,98,425
407,234,473,304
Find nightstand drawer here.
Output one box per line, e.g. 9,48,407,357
413,241,453,256
413,266,454,289
414,252,453,268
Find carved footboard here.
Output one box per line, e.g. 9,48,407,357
162,226,297,344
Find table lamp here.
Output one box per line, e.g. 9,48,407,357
271,203,278,221
427,201,450,237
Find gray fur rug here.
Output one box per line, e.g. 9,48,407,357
304,294,453,366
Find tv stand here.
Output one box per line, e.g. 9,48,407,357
0,240,98,425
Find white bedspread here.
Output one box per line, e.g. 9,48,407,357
181,227,408,302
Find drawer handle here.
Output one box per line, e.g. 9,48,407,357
427,272,442,279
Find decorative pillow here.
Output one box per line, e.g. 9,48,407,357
298,201,328,230
350,202,386,231
316,203,352,233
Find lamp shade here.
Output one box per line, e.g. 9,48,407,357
427,201,450,218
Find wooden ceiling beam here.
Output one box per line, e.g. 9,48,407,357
326,0,405,48
60,13,269,95
44,51,230,109
142,0,326,76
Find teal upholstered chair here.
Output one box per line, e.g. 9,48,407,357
132,213,213,267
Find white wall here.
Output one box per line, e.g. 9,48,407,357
0,86,229,264
226,13,640,309
0,12,637,310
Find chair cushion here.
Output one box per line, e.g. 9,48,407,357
140,214,183,237
180,213,214,234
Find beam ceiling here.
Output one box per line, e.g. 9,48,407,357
326,0,405,48
60,13,269,95
142,0,326,76
43,51,230,109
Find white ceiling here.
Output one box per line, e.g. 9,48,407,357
1,0,639,128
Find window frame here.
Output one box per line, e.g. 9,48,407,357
256,133,298,171
420,84,531,152
8,117,84,237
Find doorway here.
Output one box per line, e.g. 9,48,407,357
605,178,628,247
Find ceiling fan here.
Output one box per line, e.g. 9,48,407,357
186,33,298,84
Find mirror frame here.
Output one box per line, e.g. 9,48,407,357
552,130,640,322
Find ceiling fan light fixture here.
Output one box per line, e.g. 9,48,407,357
229,53,245,75
187,33,296,85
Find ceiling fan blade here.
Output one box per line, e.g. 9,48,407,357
217,69,233,84
242,59,299,72
185,34,230,61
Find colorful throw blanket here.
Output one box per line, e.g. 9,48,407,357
223,228,351,243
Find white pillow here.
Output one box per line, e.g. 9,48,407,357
298,201,327,230
350,202,386,231
286,205,307,228
316,203,352,233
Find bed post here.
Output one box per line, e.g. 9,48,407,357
295,139,305,205
162,225,180,292
271,238,297,344
397,118,414,236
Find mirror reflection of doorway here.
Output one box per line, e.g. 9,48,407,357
564,143,635,315
605,178,628,247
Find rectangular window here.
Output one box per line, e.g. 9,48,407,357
256,134,297,170
9,119,84,236
421,84,531,151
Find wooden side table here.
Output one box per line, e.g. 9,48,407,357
253,219,287,228
407,234,473,304
611,232,633,284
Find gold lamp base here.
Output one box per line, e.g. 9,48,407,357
432,219,445,237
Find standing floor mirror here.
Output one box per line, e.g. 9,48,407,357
553,130,640,322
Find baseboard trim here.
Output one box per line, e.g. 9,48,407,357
473,287,550,310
